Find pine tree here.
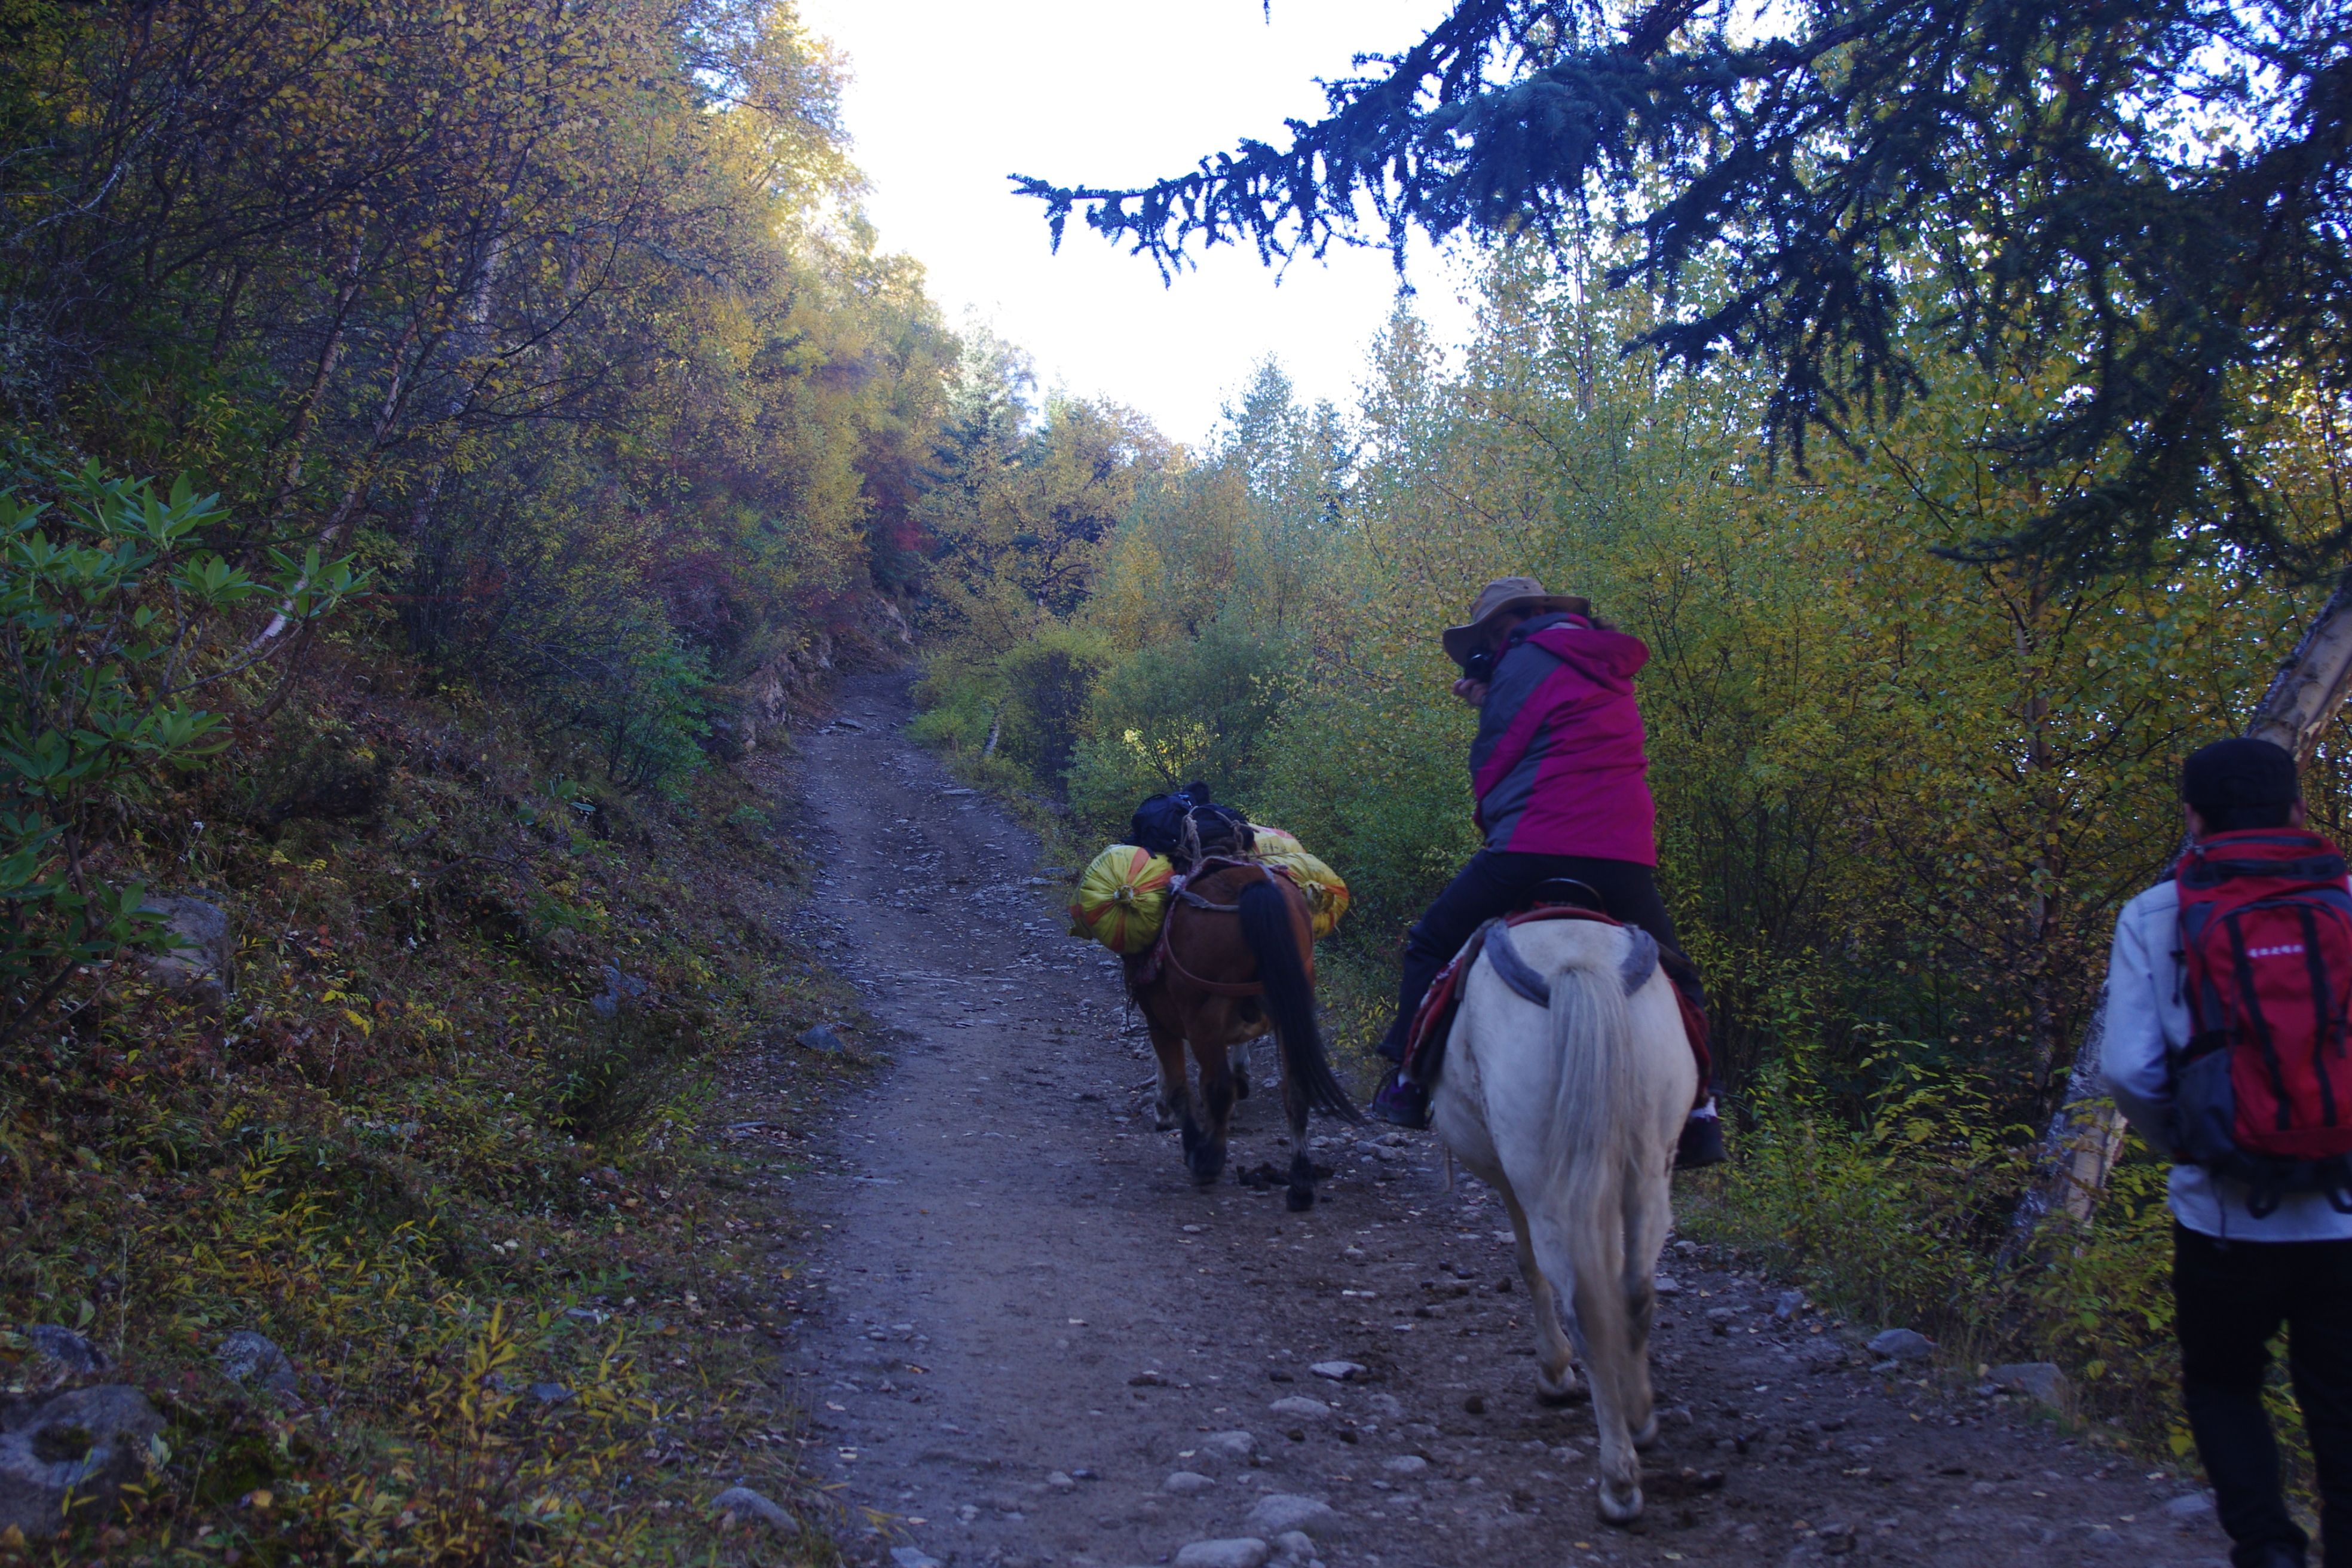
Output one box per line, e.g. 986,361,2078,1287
1016,0,2352,577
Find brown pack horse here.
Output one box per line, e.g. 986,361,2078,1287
1123,860,1361,1209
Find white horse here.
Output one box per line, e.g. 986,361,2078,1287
1428,915,1697,1524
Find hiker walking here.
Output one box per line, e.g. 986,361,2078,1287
2103,738,2352,1568
1368,575,1725,1167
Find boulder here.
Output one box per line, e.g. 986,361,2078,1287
1800,1339,1851,1374
218,1331,301,1404
1308,1361,1365,1382
22,1327,107,1391
139,895,232,999
588,965,648,1019
1267,1396,1331,1422
712,1484,798,1533
1989,1361,2071,1408
1174,1541,1272,1568
1245,1493,1341,1538
1865,1328,1934,1363
797,1024,846,1055
0,1385,164,1537
1200,1429,1255,1460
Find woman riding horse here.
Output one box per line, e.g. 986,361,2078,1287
1370,576,1725,1167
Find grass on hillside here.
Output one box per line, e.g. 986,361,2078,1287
4,641,889,1566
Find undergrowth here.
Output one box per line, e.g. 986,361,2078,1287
3,641,878,1564
1668,1046,2224,1481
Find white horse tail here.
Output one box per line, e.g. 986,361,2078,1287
1545,935,1647,1521
1548,944,1634,1223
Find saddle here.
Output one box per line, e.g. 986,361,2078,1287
1125,855,1300,998
1402,898,1712,1108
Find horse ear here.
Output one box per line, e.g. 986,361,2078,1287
1184,780,1214,804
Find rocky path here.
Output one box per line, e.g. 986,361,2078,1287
771,670,2236,1568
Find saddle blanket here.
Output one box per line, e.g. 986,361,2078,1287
1403,905,1711,1105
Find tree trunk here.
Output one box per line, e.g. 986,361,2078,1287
263,229,368,524
2001,573,2352,1261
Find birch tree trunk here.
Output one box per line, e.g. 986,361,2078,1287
2001,573,2352,1261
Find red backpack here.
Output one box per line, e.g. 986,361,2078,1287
2173,828,2352,1215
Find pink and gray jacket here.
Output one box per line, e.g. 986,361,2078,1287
1469,612,1656,865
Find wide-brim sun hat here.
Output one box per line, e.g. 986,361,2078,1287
1440,576,1591,666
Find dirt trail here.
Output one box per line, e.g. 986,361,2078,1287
773,670,2234,1568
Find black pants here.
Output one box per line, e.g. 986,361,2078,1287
1377,849,1704,1067
2176,1222,2352,1566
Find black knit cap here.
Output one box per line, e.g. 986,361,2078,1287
2182,737,2299,815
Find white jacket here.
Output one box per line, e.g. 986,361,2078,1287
2100,876,2352,1240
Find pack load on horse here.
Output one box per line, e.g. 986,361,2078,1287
1067,792,1350,954
1067,783,1361,1208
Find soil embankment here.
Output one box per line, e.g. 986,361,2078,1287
771,669,2232,1568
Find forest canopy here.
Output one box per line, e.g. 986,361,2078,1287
1017,0,2352,578
0,0,951,788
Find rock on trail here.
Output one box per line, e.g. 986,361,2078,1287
770,670,2233,1568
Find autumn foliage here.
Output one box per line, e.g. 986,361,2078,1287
0,1,950,1558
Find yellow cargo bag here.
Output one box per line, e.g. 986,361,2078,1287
1265,849,1350,939
1068,844,1175,955
1249,823,1304,858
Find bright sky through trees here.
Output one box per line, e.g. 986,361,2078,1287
797,0,1474,443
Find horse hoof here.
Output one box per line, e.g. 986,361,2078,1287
1631,1416,1661,1450
1535,1379,1585,1407
1285,1186,1315,1212
1597,1484,1643,1526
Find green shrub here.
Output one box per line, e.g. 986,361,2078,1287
995,623,1114,785
542,1010,695,1146
1065,616,1297,830
1682,1041,2182,1440
0,462,363,1040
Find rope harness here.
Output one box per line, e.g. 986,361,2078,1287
1157,861,1281,997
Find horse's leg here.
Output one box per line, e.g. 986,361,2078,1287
1184,1035,1235,1186
1279,1050,1316,1211
1147,1019,1190,1133
1498,1186,1578,1403
1619,1156,1677,1450
1557,1215,1642,1524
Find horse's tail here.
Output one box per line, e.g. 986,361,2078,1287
1238,878,1359,1122
1548,944,1635,1240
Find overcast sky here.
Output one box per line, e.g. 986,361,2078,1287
794,0,1477,448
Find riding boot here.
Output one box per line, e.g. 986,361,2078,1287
1657,950,1727,1169
1371,1070,1431,1129
1677,1096,1726,1168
